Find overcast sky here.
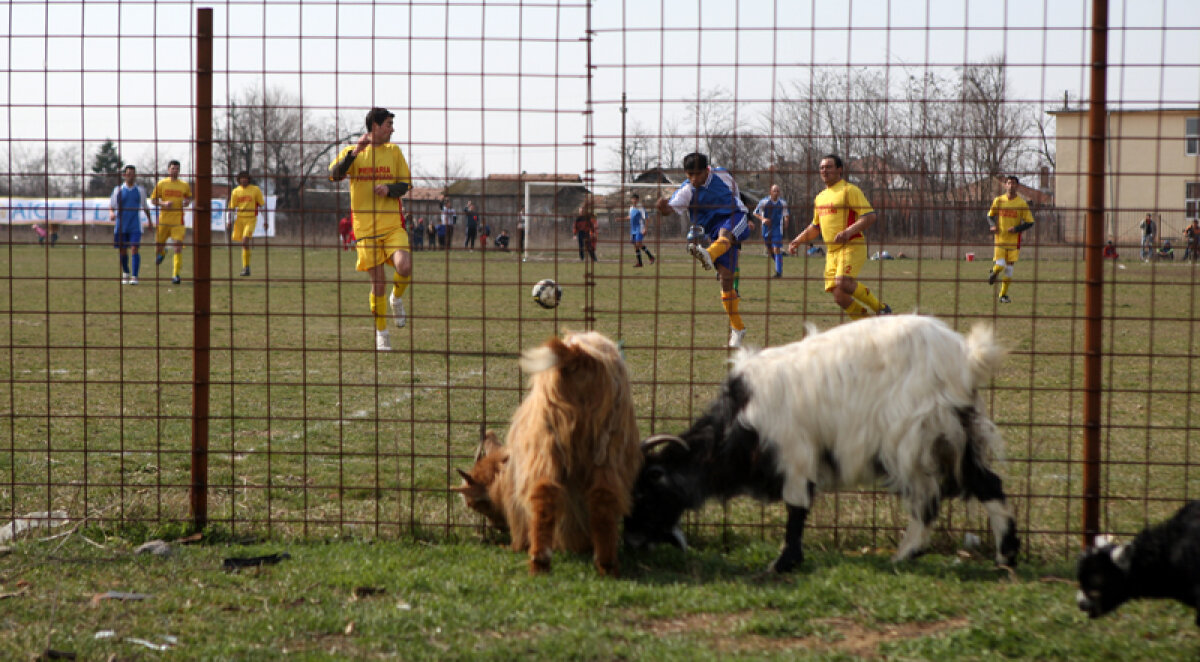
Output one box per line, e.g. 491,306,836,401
2,0,1197,188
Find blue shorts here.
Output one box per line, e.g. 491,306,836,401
762,236,783,249
114,231,142,248
708,212,750,243
630,232,644,244
708,212,749,272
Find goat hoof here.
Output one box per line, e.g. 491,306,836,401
529,557,551,575
767,554,801,573
595,561,620,577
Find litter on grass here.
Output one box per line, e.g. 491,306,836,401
0,510,69,543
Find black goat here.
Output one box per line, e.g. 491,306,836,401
1077,500,1200,625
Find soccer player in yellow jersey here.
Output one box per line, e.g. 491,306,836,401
151,159,193,285
328,107,413,351
986,176,1035,303
227,171,267,277
788,154,891,320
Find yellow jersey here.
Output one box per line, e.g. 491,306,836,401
812,180,873,246
229,184,266,222
987,194,1034,248
328,142,411,238
151,178,192,226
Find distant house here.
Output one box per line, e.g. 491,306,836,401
1050,107,1200,243
401,186,444,227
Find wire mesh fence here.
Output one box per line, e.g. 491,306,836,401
2,1,1199,561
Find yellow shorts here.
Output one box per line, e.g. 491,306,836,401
823,242,867,291
993,246,1020,265
232,218,257,242
355,224,410,272
156,224,186,244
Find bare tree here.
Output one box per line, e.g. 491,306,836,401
1,143,83,198
214,85,354,210
412,154,473,190
955,57,1035,180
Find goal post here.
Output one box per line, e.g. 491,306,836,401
522,181,678,262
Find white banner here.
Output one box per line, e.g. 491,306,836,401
1,196,277,237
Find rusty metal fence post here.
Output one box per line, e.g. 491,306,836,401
1082,0,1108,548
190,7,213,529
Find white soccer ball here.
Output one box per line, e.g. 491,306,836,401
531,278,562,309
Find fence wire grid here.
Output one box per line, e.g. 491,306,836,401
2,0,1199,561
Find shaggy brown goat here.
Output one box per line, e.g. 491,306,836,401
454,331,642,575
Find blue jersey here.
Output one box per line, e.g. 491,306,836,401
666,167,749,241
754,196,789,239
629,205,646,236
110,184,149,234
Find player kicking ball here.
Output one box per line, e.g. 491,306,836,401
657,152,751,349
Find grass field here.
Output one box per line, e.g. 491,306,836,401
2,241,1199,658
2,242,1199,553
3,531,1200,659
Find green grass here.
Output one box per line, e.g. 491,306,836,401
2,244,1199,554
2,533,1199,660
2,243,1200,658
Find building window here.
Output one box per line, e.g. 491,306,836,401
1188,182,1200,220
1189,118,1200,156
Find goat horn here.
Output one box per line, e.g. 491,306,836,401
456,468,477,485
641,434,687,454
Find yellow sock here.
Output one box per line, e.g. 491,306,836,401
369,293,387,331
707,237,731,261
721,291,745,331
172,253,182,277
852,283,883,312
241,248,251,269
843,301,868,320
392,272,410,298
999,279,1011,297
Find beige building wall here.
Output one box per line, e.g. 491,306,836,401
1051,108,1200,244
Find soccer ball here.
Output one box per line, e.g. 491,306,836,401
531,278,562,309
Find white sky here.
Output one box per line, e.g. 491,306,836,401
1,0,1197,186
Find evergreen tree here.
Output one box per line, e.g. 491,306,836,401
87,140,124,197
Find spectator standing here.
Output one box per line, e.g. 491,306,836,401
1182,219,1199,261
441,197,456,250
1139,213,1157,261
412,217,426,251
516,205,527,261
574,204,598,262
463,201,480,250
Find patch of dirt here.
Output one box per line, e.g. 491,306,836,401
644,610,970,658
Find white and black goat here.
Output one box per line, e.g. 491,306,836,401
624,314,1020,572
1077,501,1200,625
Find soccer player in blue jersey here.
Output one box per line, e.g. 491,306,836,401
753,184,790,278
108,165,154,285
657,152,751,348
628,193,655,267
